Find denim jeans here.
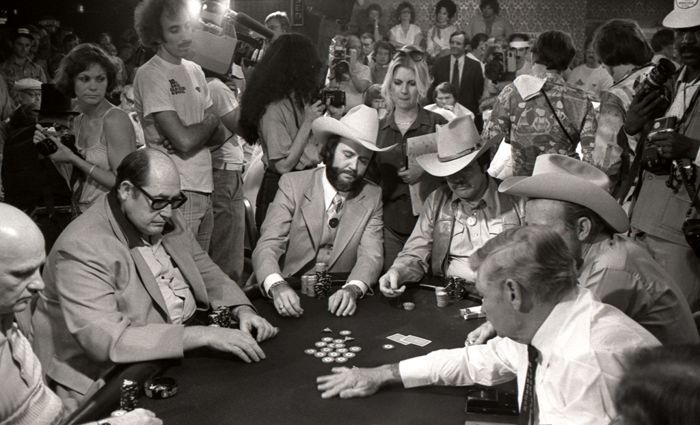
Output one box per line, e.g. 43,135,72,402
209,169,245,284
180,190,214,252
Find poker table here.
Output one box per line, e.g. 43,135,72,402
66,284,518,425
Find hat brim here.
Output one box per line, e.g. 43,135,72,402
312,116,396,152
663,8,700,28
416,138,494,177
499,173,629,233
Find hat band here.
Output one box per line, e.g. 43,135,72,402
437,144,480,162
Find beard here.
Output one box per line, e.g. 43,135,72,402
326,165,362,193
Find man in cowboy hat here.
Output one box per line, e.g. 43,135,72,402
317,225,659,425
621,0,700,310
254,105,391,317
468,154,698,345
379,114,523,297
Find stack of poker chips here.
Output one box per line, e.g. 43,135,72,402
313,271,332,298
208,306,235,328
120,379,139,411
300,274,318,297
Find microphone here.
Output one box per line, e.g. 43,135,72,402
229,11,275,40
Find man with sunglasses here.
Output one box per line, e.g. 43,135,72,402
32,148,278,409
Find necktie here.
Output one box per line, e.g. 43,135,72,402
451,58,460,91
328,193,343,229
519,344,539,425
316,193,344,266
7,323,41,385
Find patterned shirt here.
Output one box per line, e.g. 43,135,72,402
0,58,47,85
483,70,597,176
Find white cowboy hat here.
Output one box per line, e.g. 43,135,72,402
499,154,629,233
416,115,493,177
663,0,700,28
312,105,396,152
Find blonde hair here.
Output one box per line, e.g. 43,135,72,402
380,54,431,112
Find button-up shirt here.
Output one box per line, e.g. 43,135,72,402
0,57,47,85
390,179,523,282
578,235,699,345
137,237,196,324
399,287,660,425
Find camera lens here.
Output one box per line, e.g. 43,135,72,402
36,138,58,156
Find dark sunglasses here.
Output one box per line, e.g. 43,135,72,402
133,184,187,211
393,47,425,63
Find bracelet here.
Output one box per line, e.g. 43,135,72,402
87,164,97,179
268,280,288,296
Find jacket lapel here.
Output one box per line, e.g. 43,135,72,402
162,234,209,308
327,191,368,268
300,171,325,250
129,247,170,320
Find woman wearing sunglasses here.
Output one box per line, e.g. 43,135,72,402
374,47,447,268
36,43,137,213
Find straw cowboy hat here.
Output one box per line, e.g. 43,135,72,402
663,0,700,28
416,115,494,177
499,154,629,233
312,105,396,152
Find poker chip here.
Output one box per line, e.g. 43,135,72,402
321,347,333,353
333,339,344,344
335,357,348,363
339,330,352,336
323,327,333,333
328,352,340,357
344,336,355,342
119,379,139,411
315,341,326,348
382,344,395,350
304,348,317,355
333,343,345,349
144,377,178,399
322,357,335,363
336,348,348,353
321,337,333,342
343,352,356,358
110,409,128,417
349,346,362,352
314,352,326,358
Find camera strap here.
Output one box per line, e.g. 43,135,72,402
540,88,577,148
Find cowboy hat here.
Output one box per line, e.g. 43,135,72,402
663,0,700,29
499,154,629,233
416,115,493,177
312,104,395,152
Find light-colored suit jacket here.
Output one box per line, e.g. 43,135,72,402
253,167,383,286
31,193,252,396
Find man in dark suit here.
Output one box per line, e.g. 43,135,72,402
429,31,484,130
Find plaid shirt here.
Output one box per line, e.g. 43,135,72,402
483,70,597,176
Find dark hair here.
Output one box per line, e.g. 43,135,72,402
470,33,489,50
450,30,469,44
265,11,290,30
373,40,394,57
62,33,80,47
239,33,322,144
435,0,457,20
651,28,675,53
134,0,188,49
116,148,152,187
616,345,700,425
508,32,530,43
479,0,500,15
531,31,576,71
560,200,615,240
320,134,341,166
434,82,456,99
54,43,118,98
395,2,416,23
366,3,382,17
364,83,383,106
471,226,578,304
593,19,653,67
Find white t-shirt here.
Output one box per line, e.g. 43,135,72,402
389,24,422,47
207,78,244,166
566,64,614,101
134,54,214,192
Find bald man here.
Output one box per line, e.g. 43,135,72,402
0,203,161,424
31,149,278,409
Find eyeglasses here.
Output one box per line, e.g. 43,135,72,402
393,46,425,63
133,184,187,211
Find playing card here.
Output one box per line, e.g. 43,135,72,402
403,335,432,347
387,333,410,345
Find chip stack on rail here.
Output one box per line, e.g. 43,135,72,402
120,379,139,411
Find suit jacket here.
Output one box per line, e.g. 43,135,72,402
253,167,383,286
32,193,252,396
430,55,484,129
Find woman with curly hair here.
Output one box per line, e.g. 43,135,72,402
39,43,136,212
239,33,325,228
389,2,423,49
426,0,458,59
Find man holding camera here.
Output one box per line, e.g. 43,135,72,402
327,35,372,110
625,2,700,309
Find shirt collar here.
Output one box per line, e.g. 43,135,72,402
530,287,581,359
381,107,434,131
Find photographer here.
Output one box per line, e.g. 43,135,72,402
625,4,700,310
327,35,372,110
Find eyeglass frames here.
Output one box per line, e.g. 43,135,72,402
133,184,188,211
393,46,425,63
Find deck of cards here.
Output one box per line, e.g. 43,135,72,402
386,333,432,347
460,305,486,320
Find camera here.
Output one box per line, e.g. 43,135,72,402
484,44,516,83
641,116,676,174
635,58,676,98
35,128,80,158
328,36,351,82
321,88,346,108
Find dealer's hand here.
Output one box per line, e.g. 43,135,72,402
108,408,162,425
466,321,496,345
650,130,700,160
623,90,666,135
378,268,406,298
235,305,279,342
398,164,424,185
328,287,359,317
271,282,304,317
317,365,398,399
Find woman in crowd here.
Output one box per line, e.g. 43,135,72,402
39,43,136,212
370,40,394,84
388,2,423,49
426,0,458,59
239,33,325,228
468,0,512,42
375,46,446,268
